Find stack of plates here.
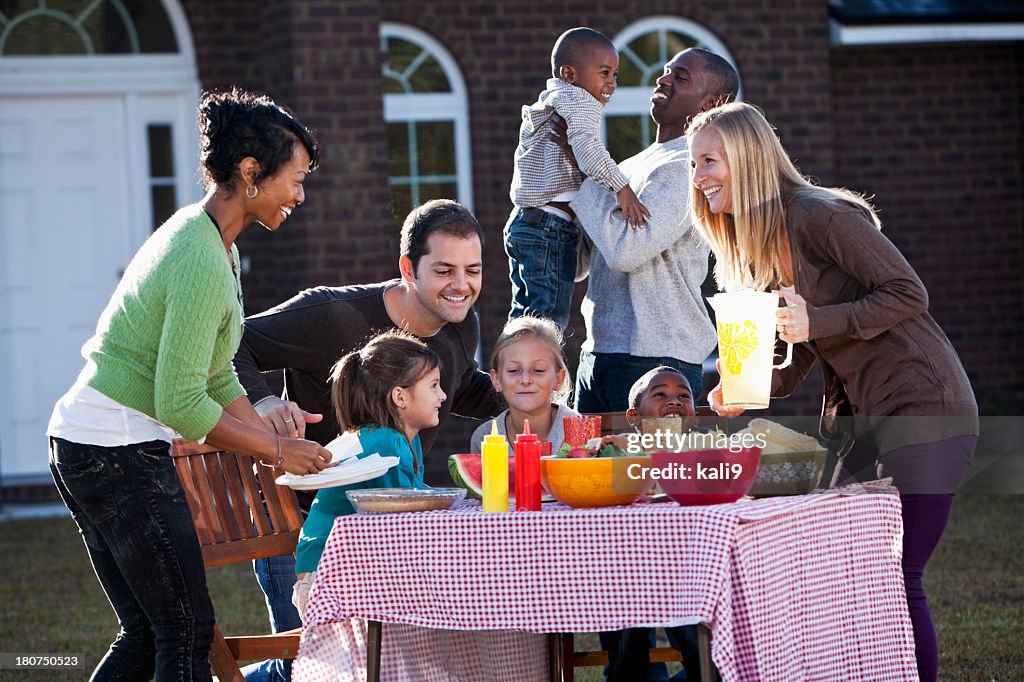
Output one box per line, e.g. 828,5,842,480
276,453,399,491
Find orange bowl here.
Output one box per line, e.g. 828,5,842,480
650,447,761,506
540,456,655,508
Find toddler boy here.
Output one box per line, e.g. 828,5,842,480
506,27,649,329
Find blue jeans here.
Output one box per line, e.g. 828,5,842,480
575,351,705,413
504,207,578,330
49,437,215,681
599,627,698,682
241,552,302,681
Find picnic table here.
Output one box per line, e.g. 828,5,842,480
292,483,919,682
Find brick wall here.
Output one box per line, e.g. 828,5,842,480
832,43,1024,415
181,0,394,311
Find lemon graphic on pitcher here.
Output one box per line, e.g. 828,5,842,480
717,320,759,375
709,291,794,409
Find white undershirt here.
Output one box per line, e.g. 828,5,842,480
47,378,176,446
541,190,579,221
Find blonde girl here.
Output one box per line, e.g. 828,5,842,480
292,331,445,616
471,316,578,454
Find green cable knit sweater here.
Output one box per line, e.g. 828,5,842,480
80,203,246,441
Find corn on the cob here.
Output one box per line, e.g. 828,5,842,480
747,418,821,452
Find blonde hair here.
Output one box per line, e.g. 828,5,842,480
331,331,440,435
686,102,881,292
490,316,572,404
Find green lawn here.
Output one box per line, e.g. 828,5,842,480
1,494,1021,681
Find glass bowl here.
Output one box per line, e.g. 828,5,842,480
346,487,466,514
748,448,827,496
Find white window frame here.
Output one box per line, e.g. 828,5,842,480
380,22,473,212
606,17,742,146
831,20,1024,45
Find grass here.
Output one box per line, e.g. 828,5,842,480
0,495,1021,681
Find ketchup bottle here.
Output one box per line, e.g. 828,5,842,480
514,420,542,511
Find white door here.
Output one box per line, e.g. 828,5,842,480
0,96,134,479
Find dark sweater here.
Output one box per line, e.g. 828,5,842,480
233,280,502,452
772,192,978,455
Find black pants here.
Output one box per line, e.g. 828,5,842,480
49,437,215,681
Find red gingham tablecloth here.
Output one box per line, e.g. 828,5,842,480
293,483,918,682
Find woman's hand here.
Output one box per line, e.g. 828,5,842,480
278,437,334,476
255,396,323,438
709,359,746,417
775,287,810,343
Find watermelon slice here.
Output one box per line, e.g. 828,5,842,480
448,454,515,500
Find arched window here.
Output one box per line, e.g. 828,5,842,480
607,17,741,162
0,0,178,55
380,23,472,227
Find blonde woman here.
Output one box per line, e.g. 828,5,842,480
687,101,977,682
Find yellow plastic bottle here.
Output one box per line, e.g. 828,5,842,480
481,420,509,512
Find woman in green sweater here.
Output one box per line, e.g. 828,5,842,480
46,89,332,681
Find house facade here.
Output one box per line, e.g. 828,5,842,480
1,0,1021,487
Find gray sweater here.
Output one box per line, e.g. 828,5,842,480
571,135,716,364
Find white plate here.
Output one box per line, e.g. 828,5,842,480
276,454,400,491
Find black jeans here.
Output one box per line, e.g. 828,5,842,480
49,437,215,681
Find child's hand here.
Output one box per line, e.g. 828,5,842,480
548,113,579,170
600,434,631,451
617,186,651,229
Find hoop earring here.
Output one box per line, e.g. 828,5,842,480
246,184,258,199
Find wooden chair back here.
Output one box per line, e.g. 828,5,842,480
171,439,304,682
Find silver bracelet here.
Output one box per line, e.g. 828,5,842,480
260,435,283,469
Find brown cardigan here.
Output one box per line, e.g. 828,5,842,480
771,191,978,456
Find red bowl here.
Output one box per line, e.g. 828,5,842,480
650,447,761,506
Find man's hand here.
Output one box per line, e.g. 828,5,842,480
254,396,323,438
617,185,651,229
548,113,579,170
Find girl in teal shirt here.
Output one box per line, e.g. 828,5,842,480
292,331,446,616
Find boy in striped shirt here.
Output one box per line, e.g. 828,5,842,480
506,27,649,329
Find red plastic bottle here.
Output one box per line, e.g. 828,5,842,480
513,420,542,511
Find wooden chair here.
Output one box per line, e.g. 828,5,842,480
171,439,304,682
558,408,724,681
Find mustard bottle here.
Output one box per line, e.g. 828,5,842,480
481,420,509,512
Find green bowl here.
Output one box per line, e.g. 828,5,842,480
748,448,827,497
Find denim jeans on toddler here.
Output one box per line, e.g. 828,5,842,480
504,206,579,330
49,437,215,681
